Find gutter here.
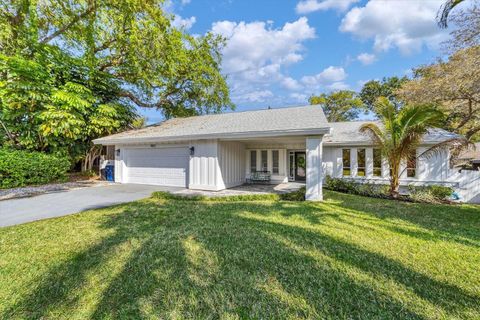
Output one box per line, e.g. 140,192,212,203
93,127,332,145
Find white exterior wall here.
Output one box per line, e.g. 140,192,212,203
114,146,124,183
189,139,223,191
245,147,289,184
218,141,246,189
324,145,452,183
306,137,324,201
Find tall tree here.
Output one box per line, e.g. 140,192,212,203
359,77,408,114
442,0,480,52
0,51,137,169
0,0,233,169
0,0,232,118
398,46,480,142
309,90,365,122
360,98,458,198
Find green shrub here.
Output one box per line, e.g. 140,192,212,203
325,176,389,199
0,148,70,189
152,187,307,202
408,185,453,204
279,186,306,201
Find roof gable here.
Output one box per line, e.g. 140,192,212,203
95,105,330,144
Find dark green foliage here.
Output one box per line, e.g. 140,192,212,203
152,187,307,202
0,148,69,188
409,185,454,203
279,186,306,201
326,176,456,204
308,90,366,122
325,176,390,199
359,76,408,113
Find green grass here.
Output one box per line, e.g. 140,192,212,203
0,191,479,319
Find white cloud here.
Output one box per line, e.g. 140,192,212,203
357,52,376,65
340,0,448,55
296,0,359,14
172,15,196,30
234,90,274,103
289,93,309,103
281,77,302,91
212,17,315,75
301,66,347,88
181,0,191,5
211,18,317,103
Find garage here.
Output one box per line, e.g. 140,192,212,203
123,147,189,187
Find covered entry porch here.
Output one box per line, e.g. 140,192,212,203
212,135,325,200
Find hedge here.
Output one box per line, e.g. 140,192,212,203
0,148,70,189
325,176,454,204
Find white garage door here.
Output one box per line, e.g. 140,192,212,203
124,147,189,187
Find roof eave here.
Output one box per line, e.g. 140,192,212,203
93,127,332,146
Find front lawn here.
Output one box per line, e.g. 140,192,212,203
0,191,479,319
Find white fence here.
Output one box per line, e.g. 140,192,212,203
447,169,480,203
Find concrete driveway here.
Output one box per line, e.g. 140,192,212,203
0,184,183,228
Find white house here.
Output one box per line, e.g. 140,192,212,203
94,105,480,203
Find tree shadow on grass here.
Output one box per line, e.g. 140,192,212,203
323,191,480,248
4,198,479,319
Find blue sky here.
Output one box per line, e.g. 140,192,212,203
141,0,460,123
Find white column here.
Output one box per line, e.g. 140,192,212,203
366,148,373,178
351,147,358,177
400,159,407,179
306,136,324,201
114,146,123,183
381,157,389,178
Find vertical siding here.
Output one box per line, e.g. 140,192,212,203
189,140,223,190
218,141,246,188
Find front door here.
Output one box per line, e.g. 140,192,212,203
294,152,306,181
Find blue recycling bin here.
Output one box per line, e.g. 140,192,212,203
105,165,115,182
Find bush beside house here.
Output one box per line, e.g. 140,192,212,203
0,149,70,189
325,176,453,204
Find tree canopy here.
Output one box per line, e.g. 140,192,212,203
0,0,233,168
309,90,365,122
1,0,232,117
398,46,480,142
359,77,408,114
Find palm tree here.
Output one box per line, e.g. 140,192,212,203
438,0,465,28
360,98,457,198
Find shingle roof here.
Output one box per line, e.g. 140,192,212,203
94,105,461,145
458,143,480,160
324,121,462,145
94,105,330,144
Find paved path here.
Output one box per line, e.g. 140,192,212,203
0,184,183,228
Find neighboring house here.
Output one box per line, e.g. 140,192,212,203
458,142,480,170
94,105,480,203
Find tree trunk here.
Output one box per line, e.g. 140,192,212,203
389,159,401,198
81,146,102,172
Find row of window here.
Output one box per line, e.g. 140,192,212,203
342,148,416,178
250,150,279,174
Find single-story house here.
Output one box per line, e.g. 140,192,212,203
458,142,480,170
94,105,480,203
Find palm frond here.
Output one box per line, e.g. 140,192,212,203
359,122,385,147
437,0,465,28
418,137,470,162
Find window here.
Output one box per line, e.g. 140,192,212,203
407,151,417,178
373,149,382,177
261,150,268,171
357,148,366,176
289,152,295,179
342,149,351,176
250,150,257,172
272,150,279,174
